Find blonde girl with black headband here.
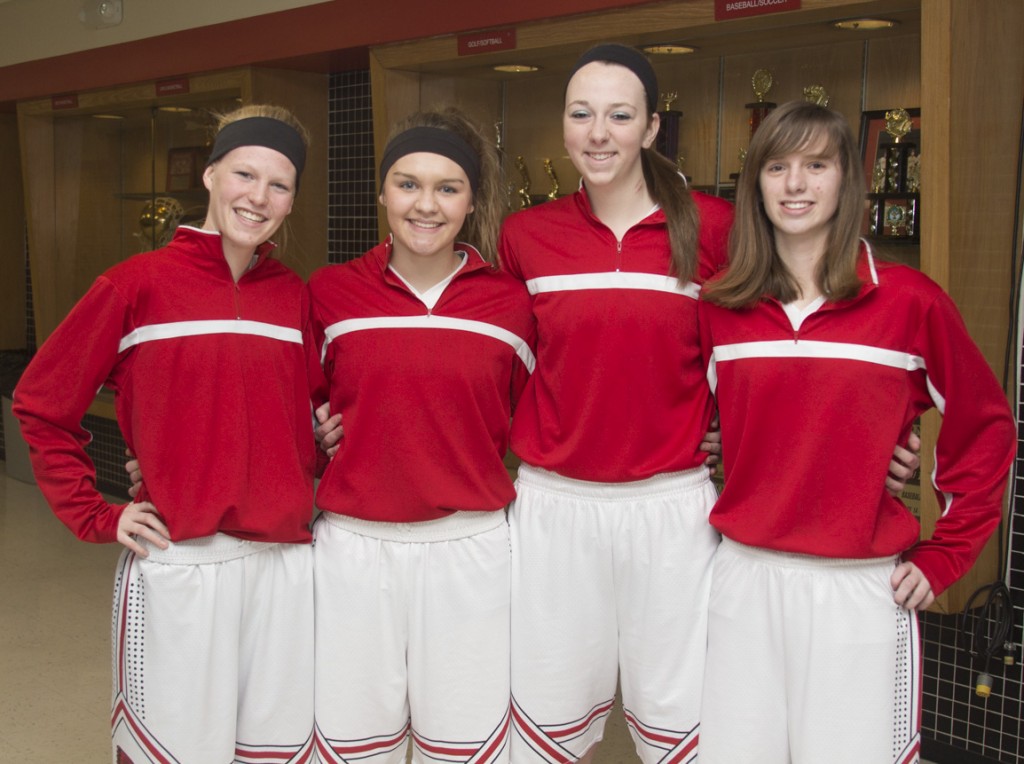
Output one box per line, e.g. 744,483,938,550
15,104,318,763
306,107,534,764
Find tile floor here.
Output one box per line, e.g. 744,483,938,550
0,463,936,763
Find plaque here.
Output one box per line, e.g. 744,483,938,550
870,196,918,239
166,146,204,191
884,198,915,237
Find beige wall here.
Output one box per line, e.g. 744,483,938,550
0,0,331,68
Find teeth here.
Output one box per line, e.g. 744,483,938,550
236,209,266,222
589,153,613,160
411,221,442,229
783,202,810,209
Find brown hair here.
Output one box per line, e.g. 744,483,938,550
643,145,700,281
703,100,865,308
385,107,503,265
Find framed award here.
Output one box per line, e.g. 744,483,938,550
166,147,205,192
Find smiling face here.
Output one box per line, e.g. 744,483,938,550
202,145,296,260
563,61,660,192
758,135,843,256
379,151,474,269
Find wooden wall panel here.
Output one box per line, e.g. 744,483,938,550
653,58,722,189
864,35,921,111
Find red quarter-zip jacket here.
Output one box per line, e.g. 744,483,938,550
13,226,316,544
305,239,536,522
499,187,733,482
699,246,1014,596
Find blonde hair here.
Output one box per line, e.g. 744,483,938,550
385,107,503,265
212,103,311,149
703,100,865,308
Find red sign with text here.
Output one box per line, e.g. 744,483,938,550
715,0,801,21
156,77,190,97
457,29,516,56
51,94,78,110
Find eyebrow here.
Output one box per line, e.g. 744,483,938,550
566,100,637,110
392,171,467,185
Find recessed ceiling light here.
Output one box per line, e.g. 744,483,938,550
493,64,540,73
642,44,696,55
92,113,125,119
834,18,897,31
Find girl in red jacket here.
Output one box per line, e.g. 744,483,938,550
306,108,534,764
698,100,1014,763
498,44,733,763
15,104,317,764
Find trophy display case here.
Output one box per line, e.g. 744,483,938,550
366,0,1024,613
18,67,328,350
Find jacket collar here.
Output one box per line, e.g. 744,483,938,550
572,184,665,229
170,225,277,275
371,234,492,281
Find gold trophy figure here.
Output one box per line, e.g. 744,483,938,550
543,158,560,201
494,120,504,153
802,85,830,108
905,150,921,194
885,108,913,142
515,156,532,210
871,154,887,194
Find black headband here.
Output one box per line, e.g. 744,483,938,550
379,126,481,193
567,43,659,115
206,117,306,191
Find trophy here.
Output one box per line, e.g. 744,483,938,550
882,108,916,193
867,108,919,240
515,156,532,210
543,159,560,201
746,69,776,138
802,85,830,108
656,91,683,161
